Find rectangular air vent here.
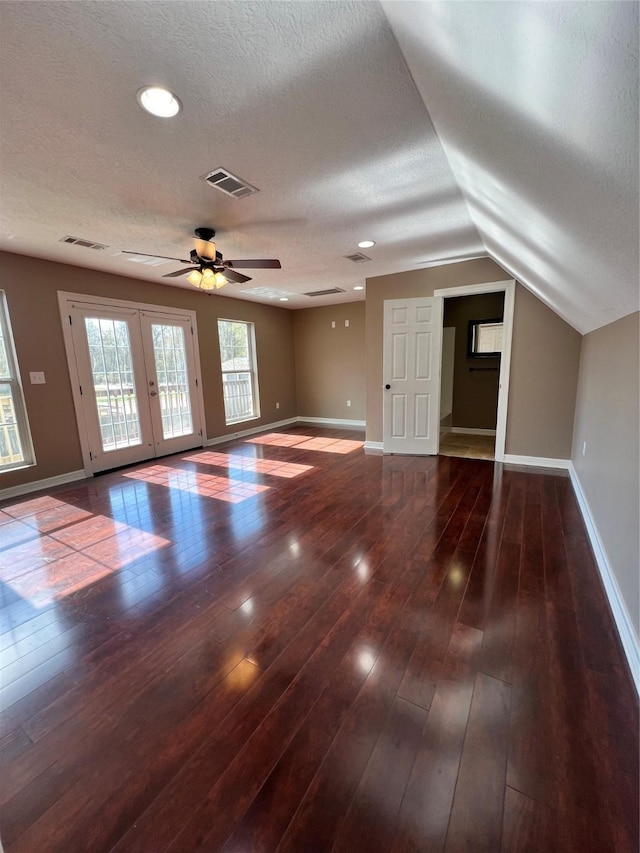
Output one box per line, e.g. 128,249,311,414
201,168,258,199
60,235,108,250
344,252,371,263
303,288,346,297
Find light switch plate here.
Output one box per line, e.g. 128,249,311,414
30,371,46,384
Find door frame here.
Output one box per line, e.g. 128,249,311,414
58,291,207,476
433,279,515,463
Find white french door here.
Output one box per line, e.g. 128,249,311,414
63,297,204,473
383,296,443,455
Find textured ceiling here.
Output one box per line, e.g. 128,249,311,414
0,1,637,330
383,0,639,333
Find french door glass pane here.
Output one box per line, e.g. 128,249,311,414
85,317,142,451
151,324,193,439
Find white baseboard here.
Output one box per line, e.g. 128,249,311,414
450,427,497,436
206,417,298,446
569,463,640,695
503,454,570,470
0,469,87,502
297,417,366,429
363,440,383,452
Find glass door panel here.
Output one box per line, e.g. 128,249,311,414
84,317,142,451
140,312,202,456
150,323,193,439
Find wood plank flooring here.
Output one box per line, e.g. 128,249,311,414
0,426,637,852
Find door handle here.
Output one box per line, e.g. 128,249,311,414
385,384,391,390
150,391,157,396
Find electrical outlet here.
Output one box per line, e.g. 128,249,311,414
347,400,351,407
582,441,587,456
276,402,280,410
345,319,350,327
331,321,336,328
29,371,46,384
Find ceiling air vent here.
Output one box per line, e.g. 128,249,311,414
303,288,345,297
60,236,108,250
344,252,371,263
201,168,258,199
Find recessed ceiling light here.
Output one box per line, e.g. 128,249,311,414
136,86,182,118
279,297,289,302
358,240,375,249
353,286,364,291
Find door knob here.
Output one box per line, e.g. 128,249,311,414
150,391,157,396
385,384,391,390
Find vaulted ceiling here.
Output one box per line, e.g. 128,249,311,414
0,1,637,332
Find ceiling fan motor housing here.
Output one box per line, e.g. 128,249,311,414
194,227,216,242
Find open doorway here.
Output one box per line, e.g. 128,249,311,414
439,291,504,461
434,279,515,463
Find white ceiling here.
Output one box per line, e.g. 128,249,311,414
0,1,637,330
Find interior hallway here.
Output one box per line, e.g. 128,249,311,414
439,431,496,461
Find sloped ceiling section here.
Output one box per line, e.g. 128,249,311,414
383,1,639,334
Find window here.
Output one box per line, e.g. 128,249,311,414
217,319,259,424
0,292,34,470
468,318,503,357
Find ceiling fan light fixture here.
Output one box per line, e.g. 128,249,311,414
194,238,217,260
214,272,228,289
136,86,181,118
199,268,216,290
187,269,203,287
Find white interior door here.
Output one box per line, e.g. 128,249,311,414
383,297,443,455
67,301,203,473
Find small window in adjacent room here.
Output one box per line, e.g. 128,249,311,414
217,319,260,424
0,292,34,470
468,318,504,357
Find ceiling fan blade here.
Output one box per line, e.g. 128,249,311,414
222,268,252,284
122,250,192,264
225,259,281,269
163,267,198,278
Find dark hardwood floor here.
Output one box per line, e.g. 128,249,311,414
0,426,637,852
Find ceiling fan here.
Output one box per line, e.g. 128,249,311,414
123,227,281,291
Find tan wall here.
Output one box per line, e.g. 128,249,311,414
506,285,581,458
365,259,581,458
293,302,365,421
572,311,639,638
0,252,297,490
443,292,504,430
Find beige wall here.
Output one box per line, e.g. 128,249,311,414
572,311,639,638
365,259,581,458
0,252,297,490
506,285,581,458
293,302,365,421
443,292,504,431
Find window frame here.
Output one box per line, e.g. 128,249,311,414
217,318,260,425
0,291,35,471
467,317,504,358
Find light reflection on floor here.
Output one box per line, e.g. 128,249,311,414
123,466,270,503
186,451,313,479
0,431,361,612
0,496,170,608
246,433,364,454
